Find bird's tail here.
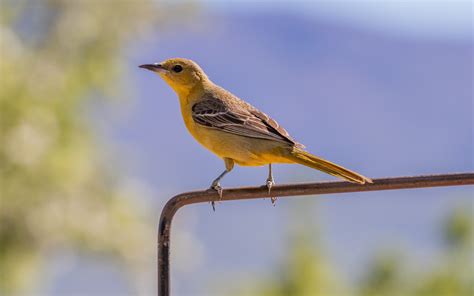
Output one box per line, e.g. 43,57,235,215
287,149,372,184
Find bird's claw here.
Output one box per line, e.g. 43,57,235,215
266,178,277,206
266,178,274,194
211,201,216,212
211,182,223,199
270,196,277,205
209,182,223,211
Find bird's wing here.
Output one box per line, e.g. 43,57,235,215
192,96,302,147
247,105,304,148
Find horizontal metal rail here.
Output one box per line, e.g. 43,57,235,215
158,172,474,296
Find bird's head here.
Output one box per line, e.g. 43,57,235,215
139,58,208,95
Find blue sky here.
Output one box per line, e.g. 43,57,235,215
204,0,473,39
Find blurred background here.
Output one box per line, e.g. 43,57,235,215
1,0,472,295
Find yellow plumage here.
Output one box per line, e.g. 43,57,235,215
139,58,372,203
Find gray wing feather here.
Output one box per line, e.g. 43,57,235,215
192,96,301,146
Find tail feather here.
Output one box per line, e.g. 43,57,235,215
288,149,372,184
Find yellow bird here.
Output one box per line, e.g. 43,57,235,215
140,58,372,206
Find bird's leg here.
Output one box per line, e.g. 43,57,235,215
210,158,234,211
266,163,274,193
266,163,277,205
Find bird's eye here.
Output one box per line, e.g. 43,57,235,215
172,65,183,73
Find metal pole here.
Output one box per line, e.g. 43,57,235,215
157,172,474,296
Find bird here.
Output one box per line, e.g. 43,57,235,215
139,58,372,209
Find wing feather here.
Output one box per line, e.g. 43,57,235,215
191,96,302,147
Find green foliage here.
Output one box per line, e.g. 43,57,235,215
413,207,474,296
360,254,404,296
260,233,347,296
228,203,349,296
0,0,166,293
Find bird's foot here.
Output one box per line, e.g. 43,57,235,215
270,196,277,205
266,178,277,206
209,182,223,211
266,178,274,194
211,182,223,199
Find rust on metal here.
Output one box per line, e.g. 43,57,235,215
158,172,474,295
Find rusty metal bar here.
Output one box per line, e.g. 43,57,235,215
157,172,474,295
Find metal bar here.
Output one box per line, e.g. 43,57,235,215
157,172,474,296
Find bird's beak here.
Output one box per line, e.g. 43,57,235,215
139,63,168,74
